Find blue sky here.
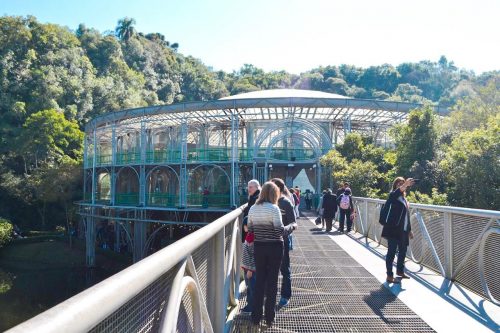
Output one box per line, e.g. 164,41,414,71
1,0,499,74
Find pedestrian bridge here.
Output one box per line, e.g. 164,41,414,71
7,198,500,332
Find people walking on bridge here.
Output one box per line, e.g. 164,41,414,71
337,187,355,233
241,230,256,313
304,189,313,210
242,179,261,242
381,177,415,283
321,188,338,232
248,181,296,327
317,190,327,229
271,178,298,308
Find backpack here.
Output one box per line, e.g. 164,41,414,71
339,194,350,210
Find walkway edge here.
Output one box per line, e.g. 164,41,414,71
315,218,499,333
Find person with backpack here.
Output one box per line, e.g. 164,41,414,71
380,177,415,283
336,182,349,220
337,187,354,233
321,188,337,232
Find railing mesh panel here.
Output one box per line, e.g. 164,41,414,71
353,198,500,303
191,242,210,303
176,289,194,333
483,231,500,301
89,268,176,333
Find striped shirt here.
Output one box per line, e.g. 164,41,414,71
241,240,255,271
248,202,284,243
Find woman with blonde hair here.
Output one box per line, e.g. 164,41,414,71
248,181,296,327
381,177,415,283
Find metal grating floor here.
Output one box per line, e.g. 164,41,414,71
232,216,435,332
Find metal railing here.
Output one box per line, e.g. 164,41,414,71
7,205,246,333
351,197,500,306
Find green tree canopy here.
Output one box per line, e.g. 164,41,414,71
18,109,83,171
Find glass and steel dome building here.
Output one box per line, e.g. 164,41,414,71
79,89,447,265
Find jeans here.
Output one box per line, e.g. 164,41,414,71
338,209,352,231
386,238,408,276
252,241,284,324
243,268,257,310
280,243,291,299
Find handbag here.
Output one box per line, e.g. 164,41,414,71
315,216,322,225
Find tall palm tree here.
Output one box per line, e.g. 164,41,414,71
115,17,136,42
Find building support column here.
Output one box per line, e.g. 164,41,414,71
230,113,238,207
133,210,147,262
179,120,188,208
85,212,96,267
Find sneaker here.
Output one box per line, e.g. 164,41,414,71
278,297,290,307
241,305,252,313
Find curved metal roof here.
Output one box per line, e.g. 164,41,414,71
86,89,448,131
219,88,349,100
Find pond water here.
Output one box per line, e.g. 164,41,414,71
0,261,118,331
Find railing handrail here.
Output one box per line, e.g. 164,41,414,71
352,196,500,219
7,205,246,333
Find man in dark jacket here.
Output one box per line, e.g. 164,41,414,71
321,189,337,232
242,179,261,242
271,178,297,308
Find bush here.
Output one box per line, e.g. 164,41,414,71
407,188,448,206
0,218,13,247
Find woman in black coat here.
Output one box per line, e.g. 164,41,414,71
321,189,337,232
381,177,415,283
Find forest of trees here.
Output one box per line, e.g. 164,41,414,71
0,15,498,234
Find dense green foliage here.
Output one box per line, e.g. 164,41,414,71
321,81,499,208
0,15,498,231
0,218,13,247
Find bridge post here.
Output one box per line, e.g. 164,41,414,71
443,212,453,279
207,228,225,333
363,200,369,237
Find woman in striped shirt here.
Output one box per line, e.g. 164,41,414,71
248,181,296,327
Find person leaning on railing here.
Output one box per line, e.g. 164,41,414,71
382,177,415,283
247,181,297,328
242,179,261,242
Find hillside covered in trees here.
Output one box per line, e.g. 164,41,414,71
0,15,498,233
